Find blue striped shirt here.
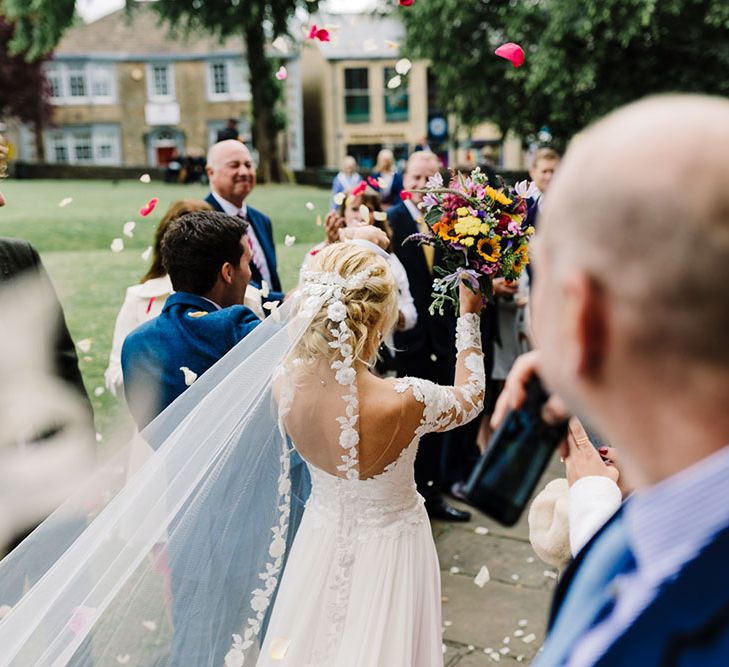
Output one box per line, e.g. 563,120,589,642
567,443,729,667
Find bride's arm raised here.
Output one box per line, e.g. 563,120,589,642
395,284,485,433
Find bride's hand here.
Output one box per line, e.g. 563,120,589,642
459,283,483,315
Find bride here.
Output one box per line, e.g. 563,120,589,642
0,242,484,666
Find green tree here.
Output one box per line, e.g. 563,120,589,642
402,0,729,146
148,0,319,182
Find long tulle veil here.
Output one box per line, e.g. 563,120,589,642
0,291,319,666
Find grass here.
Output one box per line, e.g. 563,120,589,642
0,179,331,435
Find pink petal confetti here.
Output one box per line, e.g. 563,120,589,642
399,0,414,6
308,25,330,42
495,42,525,68
352,181,367,197
400,190,412,201
139,197,159,217
69,606,97,635
275,66,288,81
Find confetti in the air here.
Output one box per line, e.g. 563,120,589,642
95,432,103,443
142,620,157,632
387,75,402,89
305,201,316,211
395,58,412,75
399,0,414,6
333,192,346,206
275,66,288,81
474,565,490,587
308,25,330,42
385,40,400,50
284,235,296,247
77,338,93,353
449,566,460,574
139,197,159,217
261,280,270,298
263,300,282,323
94,387,105,397
110,238,124,253
373,211,387,222
495,42,525,68
180,366,198,386
123,221,136,238
474,526,489,535
316,214,322,226
141,246,153,261
400,191,412,201
352,181,367,197
514,629,525,638
269,637,291,660
518,619,528,627
522,633,536,644
139,173,151,184
59,197,73,207
358,204,371,223
116,656,131,665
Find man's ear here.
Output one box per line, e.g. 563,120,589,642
220,262,234,285
563,271,608,380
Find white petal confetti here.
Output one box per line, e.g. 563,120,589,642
522,633,536,644
305,201,316,211
474,526,489,535
511,574,520,581
316,214,322,226
284,235,296,247
269,637,291,660
467,645,475,652
77,338,93,353
395,58,412,75
358,204,371,223
503,637,510,644
544,569,558,580
449,566,460,574
180,366,198,386
517,656,525,663
263,300,282,323
139,173,151,184
474,565,490,587
518,619,528,627
261,281,270,298
110,238,124,253
387,75,402,89
441,644,447,654
141,246,153,261
142,620,157,632
0,605,12,619
333,192,346,206
95,432,103,443
491,654,501,662
59,197,73,207
123,221,136,238
500,647,510,655
527,556,535,563
373,211,387,222
116,656,131,665
443,620,452,627
513,629,524,638
94,387,105,397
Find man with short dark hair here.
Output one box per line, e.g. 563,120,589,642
216,117,239,142
121,210,260,428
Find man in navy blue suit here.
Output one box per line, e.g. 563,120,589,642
204,139,284,303
122,210,260,428
525,146,560,231
495,95,729,666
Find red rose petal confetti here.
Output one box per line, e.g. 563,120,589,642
352,181,367,197
399,0,414,6
139,197,159,217
308,25,330,42
400,190,412,201
495,42,525,68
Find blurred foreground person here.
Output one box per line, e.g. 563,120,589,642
494,95,729,667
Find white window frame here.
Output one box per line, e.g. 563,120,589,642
147,63,176,102
45,61,117,105
65,63,89,103
46,63,65,101
88,63,117,103
206,59,251,102
45,124,122,166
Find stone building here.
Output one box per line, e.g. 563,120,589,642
13,5,304,169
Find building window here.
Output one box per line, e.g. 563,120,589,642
384,66,409,123
147,63,175,101
67,65,87,98
45,124,121,165
44,61,117,104
207,59,251,101
344,68,370,124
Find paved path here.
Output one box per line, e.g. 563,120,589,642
435,455,563,665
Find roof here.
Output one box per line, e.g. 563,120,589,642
55,4,247,60
309,12,404,60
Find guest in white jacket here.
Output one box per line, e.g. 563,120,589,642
104,199,265,396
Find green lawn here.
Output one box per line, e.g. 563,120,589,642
0,179,331,435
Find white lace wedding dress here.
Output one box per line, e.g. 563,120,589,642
257,313,484,667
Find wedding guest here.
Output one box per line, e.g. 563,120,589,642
330,155,362,209
304,188,417,362
205,140,283,303
371,148,403,208
524,146,560,230
494,95,729,666
388,151,470,522
104,199,212,396
122,211,260,429
216,118,239,143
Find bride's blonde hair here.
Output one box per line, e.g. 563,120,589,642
295,243,399,370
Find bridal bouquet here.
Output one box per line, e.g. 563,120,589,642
407,167,536,314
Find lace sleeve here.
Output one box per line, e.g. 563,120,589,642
395,313,485,434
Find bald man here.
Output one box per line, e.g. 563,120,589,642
496,95,729,666
205,140,283,302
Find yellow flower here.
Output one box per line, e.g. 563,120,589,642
485,186,513,207
479,222,491,235
454,216,482,236
477,236,501,262
462,237,475,247
456,207,470,217
525,225,536,236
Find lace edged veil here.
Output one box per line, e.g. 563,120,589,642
0,245,386,666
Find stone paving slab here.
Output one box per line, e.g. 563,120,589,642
434,453,565,665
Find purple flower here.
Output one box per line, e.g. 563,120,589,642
426,172,444,189
423,193,440,209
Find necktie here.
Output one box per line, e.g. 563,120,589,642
238,212,269,284
534,514,636,667
417,217,435,274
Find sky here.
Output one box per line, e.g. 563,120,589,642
76,0,377,23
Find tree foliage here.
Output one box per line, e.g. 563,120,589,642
403,0,729,145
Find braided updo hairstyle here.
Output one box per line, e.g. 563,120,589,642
294,243,399,371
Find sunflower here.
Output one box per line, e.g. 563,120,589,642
485,186,513,207
477,236,501,262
